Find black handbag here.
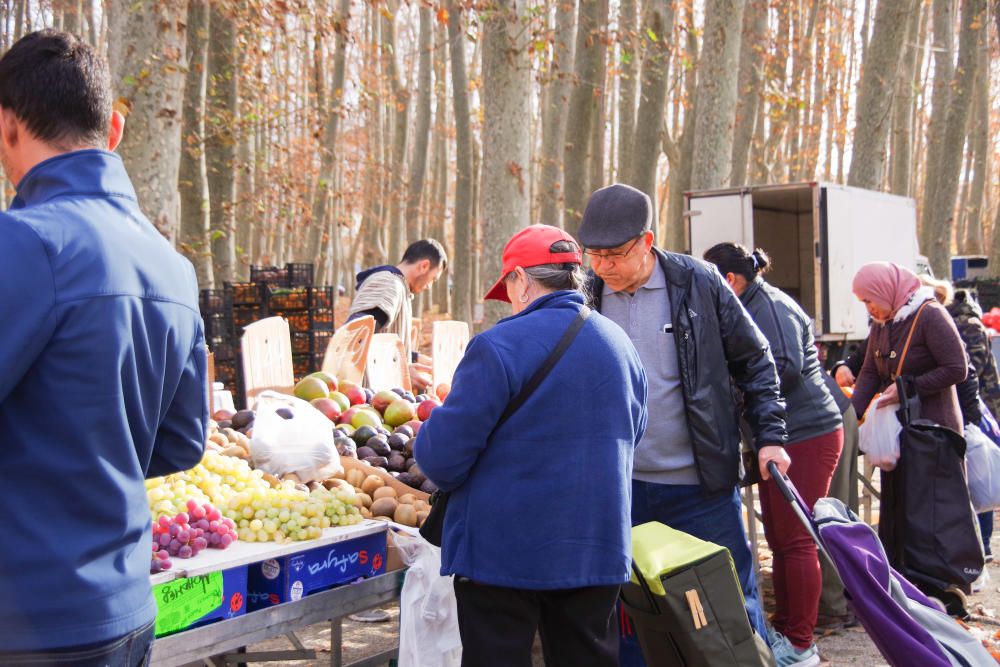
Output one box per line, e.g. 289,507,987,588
419,307,591,546
880,375,984,590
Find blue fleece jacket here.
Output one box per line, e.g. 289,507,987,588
0,151,207,650
414,291,647,589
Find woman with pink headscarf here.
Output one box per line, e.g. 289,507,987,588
850,262,967,431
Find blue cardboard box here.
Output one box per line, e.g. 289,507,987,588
247,529,387,611
153,565,248,637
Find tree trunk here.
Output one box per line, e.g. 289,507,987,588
616,0,638,182
889,3,923,196
205,3,238,283
587,12,609,196
847,0,918,189
309,0,351,268
921,0,985,275
689,0,746,190
962,46,989,255
664,8,699,251
448,0,474,325
921,0,957,235
383,2,410,264
562,0,610,236
178,0,212,287
627,1,675,205
236,121,254,279
537,1,576,227
406,5,433,243
110,0,189,245
730,0,767,186
481,0,532,326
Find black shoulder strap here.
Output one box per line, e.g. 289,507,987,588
495,307,591,429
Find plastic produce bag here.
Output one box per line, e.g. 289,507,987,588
396,529,462,667
965,423,1000,513
859,402,902,471
249,391,341,483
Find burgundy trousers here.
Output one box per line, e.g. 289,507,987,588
760,428,844,649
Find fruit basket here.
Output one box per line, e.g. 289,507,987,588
203,312,234,340
233,305,263,330
225,282,264,306
292,329,333,355
264,285,334,312
250,263,315,288
271,308,335,333
292,353,325,379
199,289,232,314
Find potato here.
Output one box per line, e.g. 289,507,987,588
416,510,429,526
262,472,281,488
208,433,228,448
222,445,249,459
234,433,252,450
360,507,372,519
370,497,398,518
372,486,397,500
331,469,346,480
351,494,365,509
324,478,353,492
345,469,366,488
360,474,384,496
221,427,239,442
283,472,302,483
358,492,373,509
398,493,416,505
394,503,417,527
413,500,430,512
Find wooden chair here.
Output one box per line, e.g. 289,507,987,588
366,333,411,393
321,316,375,386
431,320,470,387
240,317,294,405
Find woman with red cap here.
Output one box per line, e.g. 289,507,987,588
414,225,648,667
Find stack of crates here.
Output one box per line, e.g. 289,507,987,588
199,288,242,400
262,277,334,378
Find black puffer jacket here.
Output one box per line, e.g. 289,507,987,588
589,249,788,493
739,278,842,443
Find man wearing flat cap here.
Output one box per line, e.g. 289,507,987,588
578,183,791,662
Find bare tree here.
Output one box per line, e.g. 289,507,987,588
110,0,190,244
178,0,213,286
481,0,532,325
962,41,989,254
616,0,638,181
889,4,923,196
383,1,410,263
406,5,433,241
921,0,956,222
730,0,767,186
449,0,474,324
537,0,576,227
689,0,746,190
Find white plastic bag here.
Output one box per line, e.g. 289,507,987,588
249,391,341,483
965,423,1000,513
859,402,902,471
396,529,462,667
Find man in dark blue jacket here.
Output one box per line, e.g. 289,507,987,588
578,184,789,663
0,31,206,662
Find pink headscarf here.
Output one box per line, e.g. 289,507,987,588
852,262,921,314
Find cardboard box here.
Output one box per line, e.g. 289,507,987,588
153,565,248,637
385,524,421,572
246,529,387,611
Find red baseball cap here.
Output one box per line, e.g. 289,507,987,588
484,225,583,302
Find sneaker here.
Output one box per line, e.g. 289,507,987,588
348,608,390,623
771,631,821,667
972,567,991,593
814,611,858,632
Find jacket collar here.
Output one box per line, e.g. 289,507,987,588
10,149,137,210
496,290,584,325
739,277,765,305
587,247,693,311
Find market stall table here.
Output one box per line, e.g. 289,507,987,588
150,521,404,667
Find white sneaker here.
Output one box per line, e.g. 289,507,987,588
972,567,991,593
771,631,821,667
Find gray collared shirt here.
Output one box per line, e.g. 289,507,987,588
602,262,698,485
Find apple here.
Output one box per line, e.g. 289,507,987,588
339,381,366,406
416,398,441,421
294,376,329,402
435,383,451,402
328,391,351,413
371,390,400,414
384,399,417,427
310,397,342,422
403,419,423,435
307,371,338,392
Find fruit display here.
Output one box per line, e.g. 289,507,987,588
150,501,239,573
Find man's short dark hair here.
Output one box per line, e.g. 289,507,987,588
0,30,111,147
401,239,448,271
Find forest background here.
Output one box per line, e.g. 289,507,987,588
1,0,998,326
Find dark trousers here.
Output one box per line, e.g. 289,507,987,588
453,577,620,667
0,621,154,667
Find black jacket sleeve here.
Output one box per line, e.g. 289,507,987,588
348,307,390,331
957,360,983,426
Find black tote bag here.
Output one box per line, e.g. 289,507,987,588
879,376,984,589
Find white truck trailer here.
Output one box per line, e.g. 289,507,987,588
684,182,922,356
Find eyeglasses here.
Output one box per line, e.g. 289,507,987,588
584,236,642,262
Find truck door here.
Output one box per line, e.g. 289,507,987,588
686,191,753,258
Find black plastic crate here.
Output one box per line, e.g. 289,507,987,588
250,263,315,288
203,312,234,340
292,353,325,379
270,308,335,333
233,305,264,330
285,263,315,287
250,265,286,285
199,289,232,314
207,336,238,361
291,329,333,355
263,285,334,312
225,282,264,306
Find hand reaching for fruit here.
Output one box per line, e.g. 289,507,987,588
408,362,433,392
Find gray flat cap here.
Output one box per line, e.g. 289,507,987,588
576,183,653,249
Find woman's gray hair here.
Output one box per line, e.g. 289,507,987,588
508,263,588,295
